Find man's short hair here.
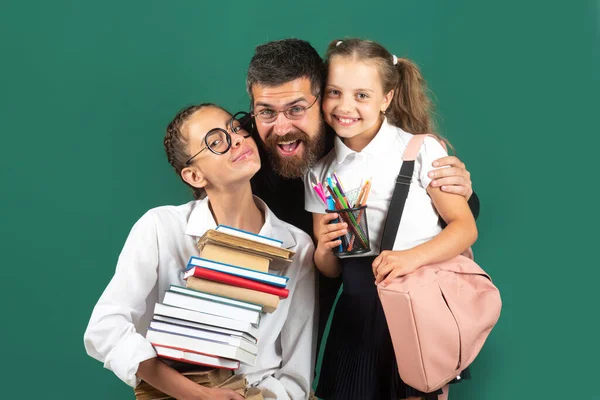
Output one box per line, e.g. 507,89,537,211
246,38,325,104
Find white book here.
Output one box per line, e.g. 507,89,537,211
216,225,282,247
153,314,257,345
163,290,261,325
152,303,259,340
169,285,262,311
150,320,258,355
186,256,288,288
154,345,240,370
147,328,256,366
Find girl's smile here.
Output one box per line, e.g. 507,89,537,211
333,115,361,126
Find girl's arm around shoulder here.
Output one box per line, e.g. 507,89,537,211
373,186,477,286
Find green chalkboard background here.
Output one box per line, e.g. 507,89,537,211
1,1,598,399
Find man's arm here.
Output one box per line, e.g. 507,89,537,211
467,191,480,220
428,155,480,221
428,155,473,198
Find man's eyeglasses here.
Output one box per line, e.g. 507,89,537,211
185,111,253,166
253,94,320,123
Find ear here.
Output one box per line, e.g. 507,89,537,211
181,166,208,191
381,89,394,113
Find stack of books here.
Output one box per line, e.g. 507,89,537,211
144,225,295,372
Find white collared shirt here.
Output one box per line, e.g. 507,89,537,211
83,197,316,400
304,118,448,256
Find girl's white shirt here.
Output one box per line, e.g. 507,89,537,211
305,118,448,256
84,196,316,400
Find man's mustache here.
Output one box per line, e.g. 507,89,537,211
266,131,310,146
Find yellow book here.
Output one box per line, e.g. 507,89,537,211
197,229,294,262
200,243,270,273
186,277,279,313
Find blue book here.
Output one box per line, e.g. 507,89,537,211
185,256,289,288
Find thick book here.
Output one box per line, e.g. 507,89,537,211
215,225,283,247
184,267,290,299
186,277,279,313
150,320,258,355
152,303,259,340
153,314,257,345
146,328,257,365
186,256,289,288
134,368,235,400
163,287,262,325
201,242,270,273
154,345,240,370
197,229,295,261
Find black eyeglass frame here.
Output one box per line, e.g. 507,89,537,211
185,111,253,166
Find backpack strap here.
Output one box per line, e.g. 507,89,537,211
402,134,429,161
380,133,476,259
380,134,431,251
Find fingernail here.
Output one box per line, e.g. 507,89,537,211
441,186,447,191
433,161,439,167
428,171,434,178
431,180,437,186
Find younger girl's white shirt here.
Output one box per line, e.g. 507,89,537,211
304,118,448,256
83,197,316,400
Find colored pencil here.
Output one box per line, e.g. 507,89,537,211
325,184,368,249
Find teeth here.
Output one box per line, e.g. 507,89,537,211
278,140,298,145
337,116,358,124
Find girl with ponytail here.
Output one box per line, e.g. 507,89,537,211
304,38,478,399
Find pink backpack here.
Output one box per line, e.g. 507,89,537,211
377,135,502,394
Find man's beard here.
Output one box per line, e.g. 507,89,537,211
263,120,326,179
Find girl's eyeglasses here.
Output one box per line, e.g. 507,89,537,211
185,112,254,165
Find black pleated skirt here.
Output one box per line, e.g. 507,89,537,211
315,256,470,400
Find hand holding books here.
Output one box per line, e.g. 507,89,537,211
138,226,291,399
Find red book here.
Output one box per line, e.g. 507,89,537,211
184,267,290,299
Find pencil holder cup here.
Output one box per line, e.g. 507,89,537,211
326,205,371,256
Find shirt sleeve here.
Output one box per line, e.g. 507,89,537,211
265,236,317,400
83,210,160,387
468,191,480,220
417,136,450,189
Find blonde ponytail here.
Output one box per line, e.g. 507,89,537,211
388,58,433,135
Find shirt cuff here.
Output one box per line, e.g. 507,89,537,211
104,332,157,387
258,376,292,400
